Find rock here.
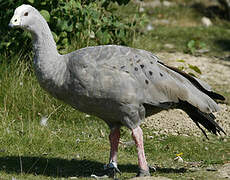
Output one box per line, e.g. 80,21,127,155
201,17,212,27
206,167,217,171
171,132,178,136
89,31,95,39
69,177,78,179
148,135,154,139
40,116,48,126
188,167,199,172
153,19,170,25
146,24,154,31
134,0,174,8
195,49,210,54
164,44,174,49
139,7,145,13
133,0,161,8
162,1,174,7
218,163,230,178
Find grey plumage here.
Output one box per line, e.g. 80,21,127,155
9,4,226,177
9,3,226,139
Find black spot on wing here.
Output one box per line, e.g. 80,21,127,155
121,65,125,69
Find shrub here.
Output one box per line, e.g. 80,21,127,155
0,0,141,57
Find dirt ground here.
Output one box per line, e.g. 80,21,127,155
136,52,230,180
143,52,230,137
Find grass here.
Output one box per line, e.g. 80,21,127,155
1,1,230,179
116,1,230,57
134,26,230,56
0,55,229,180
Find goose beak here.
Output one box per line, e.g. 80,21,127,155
9,15,21,28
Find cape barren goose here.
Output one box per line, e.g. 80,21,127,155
9,4,226,178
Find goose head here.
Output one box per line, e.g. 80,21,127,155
9,4,43,32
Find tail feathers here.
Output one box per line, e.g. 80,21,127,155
179,100,226,138
207,91,225,101
157,61,225,101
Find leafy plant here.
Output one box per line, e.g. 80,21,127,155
176,59,202,77
0,0,140,57
186,39,207,55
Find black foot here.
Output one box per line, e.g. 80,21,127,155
104,161,121,179
136,169,150,177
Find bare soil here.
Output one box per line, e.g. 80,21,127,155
143,52,230,137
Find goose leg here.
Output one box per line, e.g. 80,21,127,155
104,127,121,178
132,126,150,177
109,127,120,163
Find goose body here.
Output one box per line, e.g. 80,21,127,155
9,4,226,177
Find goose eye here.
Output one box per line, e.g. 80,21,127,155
24,12,28,16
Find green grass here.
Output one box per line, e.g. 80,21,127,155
1,1,230,179
0,55,229,180
116,1,230,57
133,26,230,55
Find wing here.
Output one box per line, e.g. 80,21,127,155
67,45,222,113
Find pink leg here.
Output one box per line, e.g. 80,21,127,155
109,127,120,163
132,126,149,171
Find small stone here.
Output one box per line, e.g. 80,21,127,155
164,43,174,49
89,31,95,39
201,17,212,27
146,24,154,31
91,174,108,179
206,167,217,171
148,135,154,139
171,132,178,136
218,163,230,178
40,116,48,126
189,167,199,172
76,138,80,143
70,177,78,179
139,7,145,13
196,49,209,53
163,1,174,7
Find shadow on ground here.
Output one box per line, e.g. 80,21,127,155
156,167,187,174
214,39,230,63
191,2,229,20
0,156,189,178
215,39,230,52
